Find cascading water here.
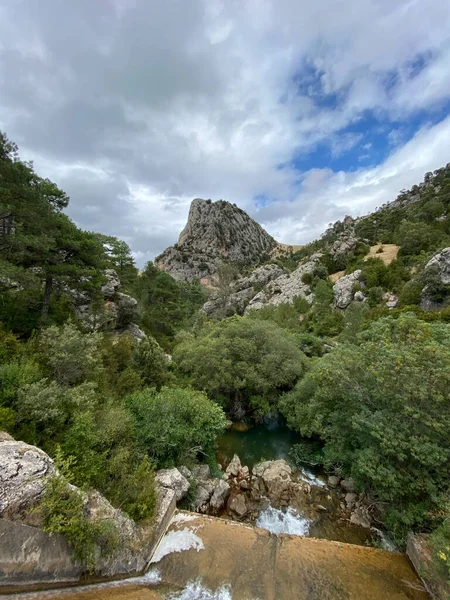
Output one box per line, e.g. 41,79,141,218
256,505,311,536
166,580,233,600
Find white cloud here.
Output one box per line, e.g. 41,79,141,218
0,0,449,265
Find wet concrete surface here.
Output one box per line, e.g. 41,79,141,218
8,512,429,600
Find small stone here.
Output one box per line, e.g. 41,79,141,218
350,506,371,529
239,479,249,490
316,505,328,512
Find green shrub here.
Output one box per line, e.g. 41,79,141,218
36,464,119,572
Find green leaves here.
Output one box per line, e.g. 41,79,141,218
281,313,450,540
174,316,307,416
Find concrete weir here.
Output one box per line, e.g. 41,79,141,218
24,510,429,600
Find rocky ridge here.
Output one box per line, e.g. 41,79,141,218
156,199,277,282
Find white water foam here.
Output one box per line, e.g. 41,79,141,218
371,527,397,552
150,528,205,563
166,580,233,600
256,505,310,536
298,469,327,487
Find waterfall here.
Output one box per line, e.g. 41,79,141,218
256,505,311,535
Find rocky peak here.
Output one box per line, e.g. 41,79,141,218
156,199,277,282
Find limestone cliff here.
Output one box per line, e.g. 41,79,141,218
156,199,277,282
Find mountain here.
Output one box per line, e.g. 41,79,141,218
155,198,277,282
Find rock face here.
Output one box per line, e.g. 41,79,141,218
203,264,284,317
0,434,177,584
71,269,145,342
244,253,323,313
330,229,359,260
420,247,450,310
0,439,57,525
156,199,277,282
155,468,190,502
333,270,362,309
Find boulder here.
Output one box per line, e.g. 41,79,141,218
420,248,450,310
354,291,366,302
252,460,293,505
192,464,211,481
345,493,357,510
327,475,340,488
155,468,190,502
330,231,359,260
178,466,192,480
226,454,242,477
194,481,215,512
333,270,362,309
116,292,138,326
0,438,57,525
350,506,371,529
340,478,356,493
210,480,231,513
245,253,323,313
227,493,248,519
101,269,121,298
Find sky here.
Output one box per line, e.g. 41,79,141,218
0,0,449,266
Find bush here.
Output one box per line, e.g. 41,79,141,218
281,314,450,542
36,463,118,572
125,387,227,466
174,317,308,416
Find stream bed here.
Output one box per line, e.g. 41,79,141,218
217,420,392,549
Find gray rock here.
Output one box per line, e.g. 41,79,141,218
156,199,277,282
178,466,192,479
226,455,242,477
0,439,57,525
420,248,450,310
227,494,248,519
330,231,359,260
340,478,356,493
245,253,323,313
194,481,215,511
327,475,340,488
345,493,357,510
333,270,362,309
252,460,293,505
116,292,138,326
192,464,211,481
210,479,231,512
350,506,371,529
354,291,366,302
101,269,121,298
155,468,190,502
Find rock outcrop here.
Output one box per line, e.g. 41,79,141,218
244,253,323,313
203,264,284,317
70,269,145,342
0,434,177,584
420,247,450,310
156,199,277,282
333,270,362,309
155,468,190,502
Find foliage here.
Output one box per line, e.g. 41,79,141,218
134,262,205,348
36,455,119,572
281,314,450,541
125,387,227,466
174,316,308,417
430,517,450,581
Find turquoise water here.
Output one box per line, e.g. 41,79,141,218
216,420,300,469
